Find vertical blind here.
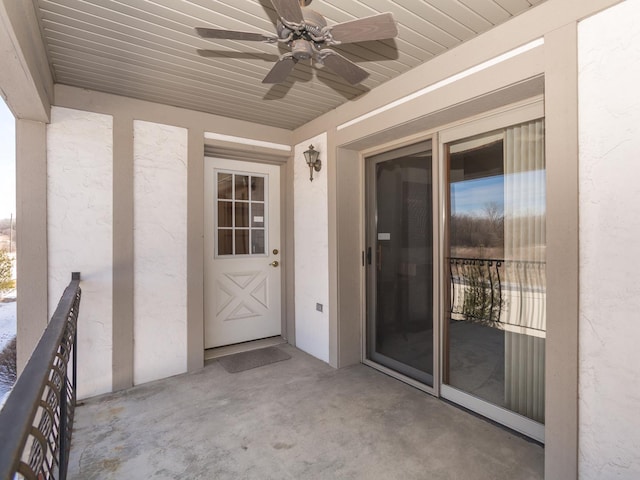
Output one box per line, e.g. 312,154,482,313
503,118,546,423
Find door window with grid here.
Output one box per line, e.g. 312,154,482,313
216,171,267,256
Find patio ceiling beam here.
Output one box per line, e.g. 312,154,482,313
0,0,53,122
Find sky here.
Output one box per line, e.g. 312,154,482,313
0,98,15,220
451,175,504,216
451,170,546,217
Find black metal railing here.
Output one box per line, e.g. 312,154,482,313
0,273,81,480
449,258,546,328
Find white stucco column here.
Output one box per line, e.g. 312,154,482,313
47,106,114,399
133,120,188,385
293,133,330,363
578,1,640,477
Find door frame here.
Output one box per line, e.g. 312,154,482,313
203,153,293,350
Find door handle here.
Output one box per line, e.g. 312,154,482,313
269,260,280,267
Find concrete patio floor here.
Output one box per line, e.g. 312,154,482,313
68,344,544,479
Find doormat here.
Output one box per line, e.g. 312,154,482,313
217,347,291,373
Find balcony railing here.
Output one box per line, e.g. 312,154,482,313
449,258,546,332
0,273,81,480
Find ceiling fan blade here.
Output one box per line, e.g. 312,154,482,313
195,27,278,43
262,56,298,84
319,51,369,85
271,0,304,25
328,13,398,44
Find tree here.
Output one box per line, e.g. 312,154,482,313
0,249,14,294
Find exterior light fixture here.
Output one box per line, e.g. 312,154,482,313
303,144,322,182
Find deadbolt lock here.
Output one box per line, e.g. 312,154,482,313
273,249,279,255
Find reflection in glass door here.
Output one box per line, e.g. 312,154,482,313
443,118,546,440
366,141,434,386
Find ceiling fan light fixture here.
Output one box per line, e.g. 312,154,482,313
291,40,313,60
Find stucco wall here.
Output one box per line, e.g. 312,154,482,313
578,1,640,478
47,106,113,399
133,120,188,385
294,133,329,363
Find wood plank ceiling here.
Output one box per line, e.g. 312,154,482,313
34,0,546,130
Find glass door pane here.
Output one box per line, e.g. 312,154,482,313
215,171,267,257
366,141,434,386
444,119,546,426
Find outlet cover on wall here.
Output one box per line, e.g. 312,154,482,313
316,303,323,312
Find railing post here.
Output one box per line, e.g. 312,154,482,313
495,261,503,323
72,272,79,398
62,272,80,480
59,375,68,479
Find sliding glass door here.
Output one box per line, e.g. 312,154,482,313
365,141,435,387
363,106,546,441
443,118,546,441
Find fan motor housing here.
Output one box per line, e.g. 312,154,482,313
276,8,327,44
301,8,327,37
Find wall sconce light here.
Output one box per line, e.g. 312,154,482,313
303,144,322,182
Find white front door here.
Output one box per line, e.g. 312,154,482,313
204,157,281,348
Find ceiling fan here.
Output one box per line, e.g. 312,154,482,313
195,0,398,85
